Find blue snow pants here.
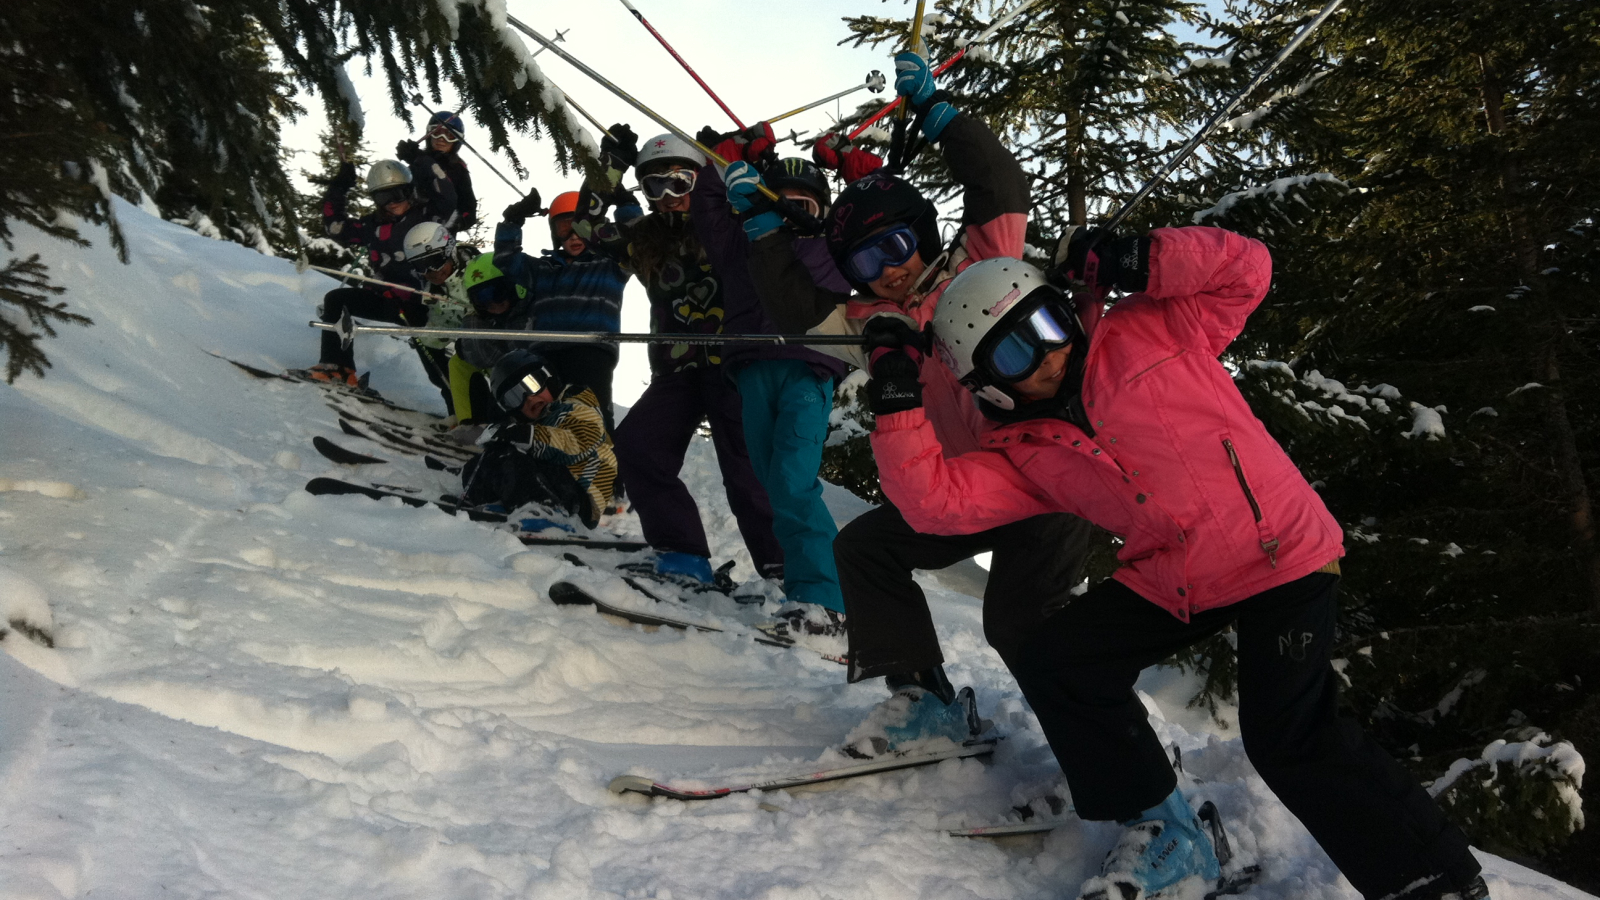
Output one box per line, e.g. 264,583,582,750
735,359,844,612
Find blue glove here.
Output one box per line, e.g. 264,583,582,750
724,161,764,215
725,161,783,241
921,98,958,142
894,51,937,108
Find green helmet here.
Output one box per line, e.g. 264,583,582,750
463,252,527,310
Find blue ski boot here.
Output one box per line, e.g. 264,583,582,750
1077,788,1222,900
842,667,985,758
654,551,715,585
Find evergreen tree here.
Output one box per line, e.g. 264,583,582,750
1159,0,1600,875
291,125,374,273
1,0,598,381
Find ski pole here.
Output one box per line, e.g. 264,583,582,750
408,94,522,193
1093,0,1346,239
896,0,929,129
615,0,745,129
309,321,868,347
295,255,451,305
764,71,887,125
504,15,815,228
848,0,1042,141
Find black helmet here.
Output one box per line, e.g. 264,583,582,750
826,171,941,288
489,350,562,416
763,157,831,208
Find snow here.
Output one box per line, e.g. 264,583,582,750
0,199,1591,898
1406,403,1448,441
1192,173,1346,224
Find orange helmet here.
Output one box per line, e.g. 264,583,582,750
548,191,581,218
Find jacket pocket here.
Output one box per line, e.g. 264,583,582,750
1222,436,1280,567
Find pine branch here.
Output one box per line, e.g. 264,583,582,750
0,255,91,383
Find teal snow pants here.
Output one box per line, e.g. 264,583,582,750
735,359,844,612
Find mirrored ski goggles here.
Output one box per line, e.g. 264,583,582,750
844,224,919,284
371,186,412,207
641,169,698,201
780,194,822,219
427,124,461,143
976,292,1080,383
498,372,549,411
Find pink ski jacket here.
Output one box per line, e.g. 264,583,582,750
871,227,1344,620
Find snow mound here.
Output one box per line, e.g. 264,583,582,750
0,200,1591,898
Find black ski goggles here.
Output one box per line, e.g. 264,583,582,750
412,251,452,275
371,186,413,207
971,290,1080,384
641,169,697,201
499,371,551,412
467,279,515,310
844,224,919,284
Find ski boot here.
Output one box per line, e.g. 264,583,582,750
841,666,985,758
1391,875,1491,900
306,363,359,387
1077,788,1245,900
653,551,715,585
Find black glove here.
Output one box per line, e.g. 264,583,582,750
1053,226,1150,293
330,161,358,194
861,315,930,355
696,125,728,148
502,189,543,225
866,350,924,417
395,138,421,164
599,124,639,172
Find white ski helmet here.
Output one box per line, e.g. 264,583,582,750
402,221,454,268
365,159,414,193
635,132,707,174
930,257,1080,410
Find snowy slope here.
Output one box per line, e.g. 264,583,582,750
0,201,1589,899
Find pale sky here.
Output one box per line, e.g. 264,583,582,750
283,0,913,407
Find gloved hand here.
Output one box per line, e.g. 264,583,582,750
866,349,924,416
893,51,938,108
862,313,929,365
738,121,778,164
395,138,421,164
724,161,782,241
1053,226,1150,293
600,123,638,173
330,161,358,194
502,189,543,225
704,123,777,165
813,132,885,183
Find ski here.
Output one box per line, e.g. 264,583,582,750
338,409,469,458
425,455,461,474
549,581,726,632
551,567,840,662
303,477,508,522
607,739,998,801
519,535,649,551
206,350,423,413
947,820,1067,838
312,435,387,465
338,417,470,462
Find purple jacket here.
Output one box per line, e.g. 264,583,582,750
691,164,850,383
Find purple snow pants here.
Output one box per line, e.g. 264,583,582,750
613,366,784,575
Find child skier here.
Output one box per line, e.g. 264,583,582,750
571,126,784,588
691,141,851,632
399,221,476,420
861,226,1487,899
308,156,457,387
397,110,477,234
733,53,1093,743
458,350,617,530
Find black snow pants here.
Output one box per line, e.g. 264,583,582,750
1006,570,1482,899
834,504,1093,681
458,442,586,516
318,286,427,369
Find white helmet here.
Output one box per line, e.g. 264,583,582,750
635,132,707,173
365,159,414,193
402,221,454,268
930,257,1080,411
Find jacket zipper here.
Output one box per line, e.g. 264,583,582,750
1223,438,1279,567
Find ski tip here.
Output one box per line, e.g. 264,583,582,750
608,774,659,796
